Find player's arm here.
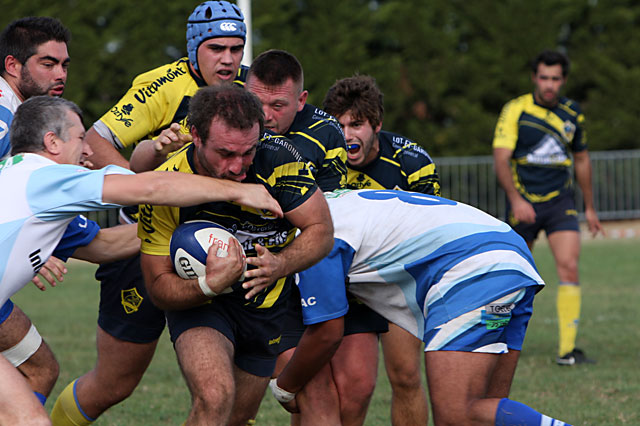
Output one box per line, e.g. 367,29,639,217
573,150,604,237
71,224,140,263
102,171,283,218
140,237,245,310
243,190,334,298
85,126,130,169
493,147,536,224
129,123,192,173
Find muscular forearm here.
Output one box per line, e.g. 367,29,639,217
277,318,344,393
129,140,167,173
275,221,333,278
574,152,596,210
72,224,140,264
493,149,523,204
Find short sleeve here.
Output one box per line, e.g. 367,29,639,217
52,215,101,261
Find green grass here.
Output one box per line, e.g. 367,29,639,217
12,238,640,425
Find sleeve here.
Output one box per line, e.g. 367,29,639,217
0,104,13,159
492,99,520,151
137,202,180,256
52,215,100,261
402,144,441,196
254,134,319,213
317,118,348,191
571,109,588,153
296,238,355,325
27,164,133,221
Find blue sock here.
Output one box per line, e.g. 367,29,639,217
495,398,572,426
34,391,47,405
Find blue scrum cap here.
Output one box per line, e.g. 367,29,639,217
186,1,246,72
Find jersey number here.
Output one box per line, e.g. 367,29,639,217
358,189,456,206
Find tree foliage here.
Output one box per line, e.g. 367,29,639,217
2,0,638,156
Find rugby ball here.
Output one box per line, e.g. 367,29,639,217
169,220,246,282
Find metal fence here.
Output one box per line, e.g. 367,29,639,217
436,149,640,221
87,149,640,227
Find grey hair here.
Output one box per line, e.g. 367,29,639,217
10,96,83,155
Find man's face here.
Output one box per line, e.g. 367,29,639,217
246,76,307,135
532,63,566,108
193,117,259,182
336,110,381,168
58,110,91,165
196,37,244,86
17,40,69,100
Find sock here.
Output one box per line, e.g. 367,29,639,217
50,379,95,426
557,283,581,357
34,391,46,405
495,398,572,426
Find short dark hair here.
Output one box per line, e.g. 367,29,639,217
532,50,570,77
10,96,83,155
187,85,264,144
323,75,384,129
247,49,304,90
0,17,70,74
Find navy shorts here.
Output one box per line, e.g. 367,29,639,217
279,284,388,353
507,191,579,243
165,296,288,377
96,254,166,343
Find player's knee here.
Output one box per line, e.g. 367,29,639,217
192,382,234,416
337,373,376,409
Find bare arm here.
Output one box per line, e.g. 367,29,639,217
102,172,283,218
85,127,130,170
493,147,535,224
574,150,604,237
129,123,192,173
140,237,245,310
71,224,140,264
243,190,334,298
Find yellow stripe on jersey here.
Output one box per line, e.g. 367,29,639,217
257,162,313,197
289,131,327,153
407,163,438,187
380,156,403,170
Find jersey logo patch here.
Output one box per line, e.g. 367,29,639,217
110,104,134,128
121,288,143,314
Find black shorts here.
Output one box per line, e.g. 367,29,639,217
96,254,166,343
279,284,388,353
507,191,580,243
165,296,288,377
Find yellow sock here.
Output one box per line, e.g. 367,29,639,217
50,379,94,426
557,283,581,357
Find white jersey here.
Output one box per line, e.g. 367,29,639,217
0,153,132,305
0,76,22,159
297,189,545,341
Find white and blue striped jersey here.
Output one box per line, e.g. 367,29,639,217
0,76,22,160
297,189,545,342
0,153,131,305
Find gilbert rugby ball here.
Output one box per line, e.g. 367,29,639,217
169,221,246,281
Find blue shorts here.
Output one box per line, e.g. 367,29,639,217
423,286,536,352
165,297,288,377
507,191,579,243
96,254,166,343
0,300,14,325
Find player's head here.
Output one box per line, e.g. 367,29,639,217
531,50,569,107
10,96,89,165
188,85,263,181
0,17,71,100
246,49,308,135
323,75,384,168
186,1,246,86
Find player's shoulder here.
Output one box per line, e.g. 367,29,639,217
155,142,196,174
558,96,582,116
256,131,305,164
130,58,194,91
290,104,344,141
380,130,434,164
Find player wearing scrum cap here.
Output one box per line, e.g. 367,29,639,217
51,2,251,425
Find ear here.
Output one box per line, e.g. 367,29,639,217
297,90,308,112
4,55,22,79
43,131,62,155
191,125,202,148
374,120,382,134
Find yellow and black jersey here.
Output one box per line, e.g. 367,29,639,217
138,134,318,310
493,93,587,203
99,58,248,150
346,130,440,195
285,104,347,192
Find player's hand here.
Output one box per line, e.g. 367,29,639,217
31,256,67,291
243,244,285,299
202,238,245,295
153,123,192,157
235,184,284,218
511,197,536,224
584,207,605,238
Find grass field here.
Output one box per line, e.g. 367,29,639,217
12,238,640,425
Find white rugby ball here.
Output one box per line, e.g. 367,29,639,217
169,220,246,282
